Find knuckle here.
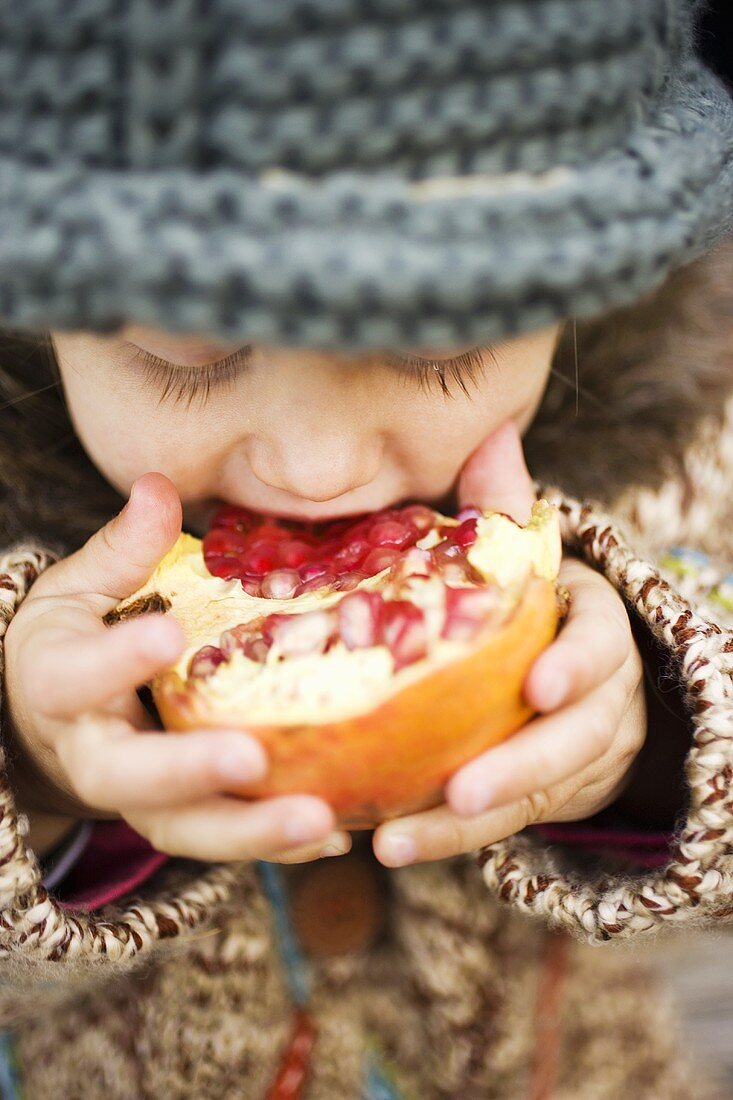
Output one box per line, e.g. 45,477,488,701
519,789,552,828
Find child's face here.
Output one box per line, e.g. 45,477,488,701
50,323,560,531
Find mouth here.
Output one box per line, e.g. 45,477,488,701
193,488,460,532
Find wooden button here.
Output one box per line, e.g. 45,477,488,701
289,852,387,957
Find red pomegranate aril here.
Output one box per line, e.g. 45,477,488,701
367,520,418,549
295,573,336,595
211,504,257,530
240,576,263,597
337,590,386,649
380,601,428,671
264,610,337,658
260,569,301,599
431,539,464,566
220,623,251,658
441,586,502,641
277,540,315,568
332,538,370,570
205,555,245,581
242,635,271,662
203,528,250,557
451,518,478,548
241,544,279,575
333,570,367,592
189,645,226,678
298,561,330,582
456,505,482,522
400,504,435,533
362,547,403,576
249,523,291,543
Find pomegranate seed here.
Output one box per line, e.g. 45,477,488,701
332,537,370,571
220,623,251,657
263,610,337,658
367,520,418,549
431,540,464,565
295,573,336,595
242,635,270,662
240,576,262,596
450,518,478,548
333,570,367,591
277,539,315,568
241,543,279,575
211,504,257,530
337,590,386,649
298,561,330,582
203,528,249,557
205,555,245,581
249,522,291,543
380,601,428,671
441,586,501,641
260,569,300,599
456,505,482,522
189,645,225,678
399,504,436,533
362,547,403,576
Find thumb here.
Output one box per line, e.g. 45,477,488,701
457,420,536,525
34,473,183,613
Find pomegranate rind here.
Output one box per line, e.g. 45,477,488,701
154,575,558,829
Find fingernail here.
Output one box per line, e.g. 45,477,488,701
216,740,267,783
318,832,352,858
380,834,416,867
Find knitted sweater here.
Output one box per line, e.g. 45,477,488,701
1,244,733,1097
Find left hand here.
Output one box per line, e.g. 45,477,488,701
372,421,647,868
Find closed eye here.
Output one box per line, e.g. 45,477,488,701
386,345,502,398
122,342,252,409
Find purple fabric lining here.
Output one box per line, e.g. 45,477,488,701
536,823,671,868
52,820,170,911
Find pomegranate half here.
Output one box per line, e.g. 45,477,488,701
113,500,563,828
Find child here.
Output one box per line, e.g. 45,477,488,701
0,0,732,1096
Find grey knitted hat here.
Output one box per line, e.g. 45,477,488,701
0,0,731,350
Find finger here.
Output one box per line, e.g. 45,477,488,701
445,677,626,818
267,831,353,864
30,614,186,719
456,420,535,524
57,713,270,811
524,559,632,713
373,798,539,867
30,472,182,615
125,795,336,862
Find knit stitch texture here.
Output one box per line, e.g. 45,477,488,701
0,0,731,348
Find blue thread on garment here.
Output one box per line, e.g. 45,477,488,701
257,860,407,1099
0,1030,22,1100
257,860,312,1007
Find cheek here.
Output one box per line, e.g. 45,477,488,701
61,372,218,500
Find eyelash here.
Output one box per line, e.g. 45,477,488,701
127,342,495,407
127,344,250,409
385,347,494,399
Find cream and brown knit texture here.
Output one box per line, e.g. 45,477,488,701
0,488,730,1096
480,490,733,945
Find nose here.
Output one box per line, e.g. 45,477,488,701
249,429,382,503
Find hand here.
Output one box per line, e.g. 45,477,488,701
372,422,646,868
3,474,351,866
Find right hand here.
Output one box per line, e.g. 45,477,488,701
3,473,350,865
